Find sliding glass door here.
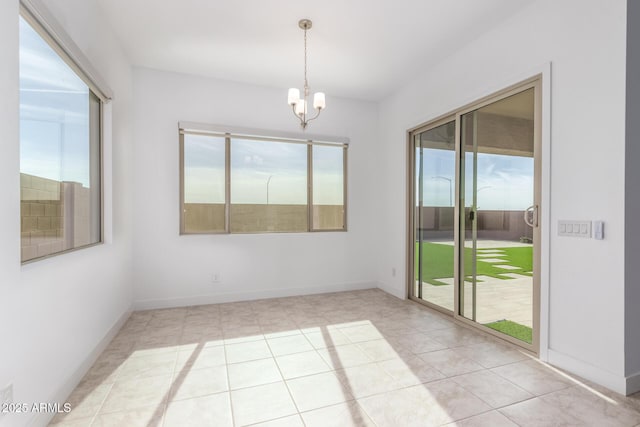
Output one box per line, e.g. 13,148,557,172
409,80,540,351
459,87,537,346
413,120,456,312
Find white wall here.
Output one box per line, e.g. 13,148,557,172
132,68,379,308
377,0,628,392
0,1,134,426
0,0,23,423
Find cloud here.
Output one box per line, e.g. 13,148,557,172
244,155,264,165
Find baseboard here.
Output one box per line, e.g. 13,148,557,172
376,281,406,300
626,370,640,395
133,281,377,310
31,306,132,427
547,349,627,395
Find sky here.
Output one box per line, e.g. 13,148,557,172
184,135,344,205
186,135,530,208
417,148,533,210
19,16,92,187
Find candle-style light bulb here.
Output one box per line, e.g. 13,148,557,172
295,100,307,116
288,88,300,106
313,92,326,110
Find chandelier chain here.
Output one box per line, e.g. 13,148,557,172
304,26,308,95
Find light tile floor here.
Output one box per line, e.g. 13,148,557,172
49,289,640,427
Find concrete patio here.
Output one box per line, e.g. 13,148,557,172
415,240,533,333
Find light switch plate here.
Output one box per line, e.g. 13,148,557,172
559,220,591,238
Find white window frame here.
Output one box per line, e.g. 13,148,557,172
19,0,112,263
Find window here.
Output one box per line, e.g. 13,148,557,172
19,10,104,262
312,145,346,230
182,134,227,233
179,127,348,234
231,139,308,233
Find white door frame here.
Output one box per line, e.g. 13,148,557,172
406,63,551,359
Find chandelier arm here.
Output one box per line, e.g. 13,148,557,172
291,104,304,124
305,108,323,123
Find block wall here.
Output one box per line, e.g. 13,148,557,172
20,173,92,261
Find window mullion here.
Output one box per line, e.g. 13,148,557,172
225,136,231,234
307,144,313,232
343,146,348,231
179,133,185,234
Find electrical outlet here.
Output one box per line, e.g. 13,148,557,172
0,383,13,408
391,267,396,277
211,273,221,283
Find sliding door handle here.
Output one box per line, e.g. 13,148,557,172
524,205,538,228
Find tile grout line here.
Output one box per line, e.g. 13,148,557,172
85,382,116,427
489,359,576,397
263,326,305,423
440,407,511,427
87,315,155,426
161,321,189,427
449,373,537,415
222,305,261,427
496,405,526,427
222,343,236,427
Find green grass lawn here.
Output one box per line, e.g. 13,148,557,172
415,241,532,286
484,320,532,344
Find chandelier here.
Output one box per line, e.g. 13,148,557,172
287,19,325,129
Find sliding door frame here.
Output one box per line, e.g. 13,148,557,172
407,115,457,316
406,75,542,354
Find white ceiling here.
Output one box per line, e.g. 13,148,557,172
97,0,534,101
